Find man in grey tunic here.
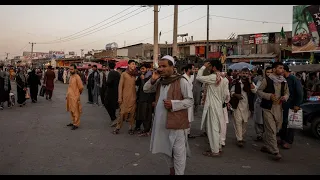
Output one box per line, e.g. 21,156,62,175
90,65,100,105
144,55,193,175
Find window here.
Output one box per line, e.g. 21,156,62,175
269,33,275,43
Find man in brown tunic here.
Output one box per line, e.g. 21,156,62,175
66,64,84,130
44,66,56,100
113,60,138,135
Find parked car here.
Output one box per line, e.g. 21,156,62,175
301,96,320,139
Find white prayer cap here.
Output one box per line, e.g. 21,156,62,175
161,55,175,66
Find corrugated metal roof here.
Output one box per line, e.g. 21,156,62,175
227,53,277,59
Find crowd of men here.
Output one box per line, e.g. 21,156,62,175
0,55,316,175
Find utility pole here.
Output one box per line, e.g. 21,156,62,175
206,5,210,59
172,5,178,57
5,52,9,60
80,49,84,58
153,5,159,67
165,41,168,55
29,42,36,60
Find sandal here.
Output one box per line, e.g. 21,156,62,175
112,129,120,135
128,129,134,135
200,132,207,137
282,143,291,149
138,131,150,137
202,151,220,157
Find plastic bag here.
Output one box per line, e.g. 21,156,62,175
39,86,46,97
287,109,303,129
25,90,30,99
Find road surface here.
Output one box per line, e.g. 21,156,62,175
0,82,319,175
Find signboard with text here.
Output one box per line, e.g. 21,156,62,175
292,5,320,53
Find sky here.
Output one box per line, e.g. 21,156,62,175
0,5,294,59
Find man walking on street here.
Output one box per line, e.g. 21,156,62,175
66,64,84,130
192,66,202,113
230,68,257,147
182,64,196,139
143,55,193,175
86,64,93,104
278,65,303,149
257,62,289,161
43,66,56,101
113,60,138,134
196,60,228,157
100,65,108,106
104,62,120,126
0,65,11,110
135,63,154,136
88,65,100,105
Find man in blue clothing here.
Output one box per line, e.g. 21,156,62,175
278,65,303,149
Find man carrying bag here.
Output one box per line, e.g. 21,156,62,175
278,65,304,149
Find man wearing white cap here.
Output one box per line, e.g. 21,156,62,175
144,55,193,175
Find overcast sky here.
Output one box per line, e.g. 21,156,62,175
0,5,294,58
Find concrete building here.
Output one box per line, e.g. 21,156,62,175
227,31,292,67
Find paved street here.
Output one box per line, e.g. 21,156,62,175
0,82,320,175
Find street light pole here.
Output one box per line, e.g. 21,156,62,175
172,5,178,57
206,5,210,59
153,5,159,68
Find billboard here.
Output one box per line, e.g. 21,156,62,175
49,51,65,59
292,5,320,53
22,52,50,59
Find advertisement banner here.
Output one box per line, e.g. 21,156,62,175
49,51,65,59
292,5,320,53
22,52,50,59
249,35,255,44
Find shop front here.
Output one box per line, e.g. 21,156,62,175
56,58,84,68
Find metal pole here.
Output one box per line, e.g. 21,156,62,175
153,5,159,67
166,41,168,55
172,5,178,57
206,5,210,59
29,42,36,61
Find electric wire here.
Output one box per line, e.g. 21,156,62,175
37,6,135,44
70,5,198,48
38,7,151,44
124,15,207,47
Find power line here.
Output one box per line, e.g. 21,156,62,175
38,7,151,44
70,5,198,49
37,6,135,44
210,13,291,24
125,14,207,47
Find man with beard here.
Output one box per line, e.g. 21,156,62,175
43,66,56,101
16,67,27,107
66,64,84,130
143,55,193,175
192,66,202,113
253,67,272,141
99,65,108,105
86,64,93,104
257,62,289,161
134,63,154,136
230,68,257,148
196,60,228,157
0,65,11,110
27,69,41,103
105,62,121,126
182,64,196,139
113,60,138,135
88,65,100,106
278,65,303,149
